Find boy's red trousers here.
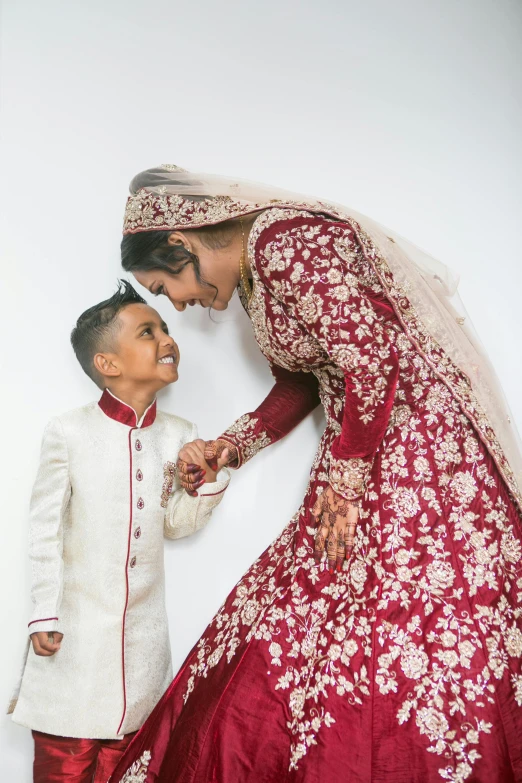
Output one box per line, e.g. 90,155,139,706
33,730,136,782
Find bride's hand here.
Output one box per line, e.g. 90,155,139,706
311,486,359,573
202,440,238,472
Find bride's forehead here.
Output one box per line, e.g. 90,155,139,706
134,267,192,284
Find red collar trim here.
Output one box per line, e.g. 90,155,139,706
98,390,157,429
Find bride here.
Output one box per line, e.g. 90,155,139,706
111,165,522,783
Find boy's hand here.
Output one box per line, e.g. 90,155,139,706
177,439,230,496
31,631,63,657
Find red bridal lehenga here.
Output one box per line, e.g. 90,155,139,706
111,168,522,783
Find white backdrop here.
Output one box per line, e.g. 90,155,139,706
1,0,521,778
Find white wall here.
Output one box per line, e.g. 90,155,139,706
1,0,521,777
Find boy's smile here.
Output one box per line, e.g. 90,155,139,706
95,303,180,394
120,303,180,385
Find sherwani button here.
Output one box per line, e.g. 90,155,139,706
137,497,144,510
130,556,137,568
135,439,142,451
134,527,141,539
136,469,143,481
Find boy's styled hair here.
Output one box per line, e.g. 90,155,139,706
71,280,147,388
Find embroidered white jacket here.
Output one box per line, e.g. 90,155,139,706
11,390,229,739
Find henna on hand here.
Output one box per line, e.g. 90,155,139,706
344,517,358,559
176,439,233,496
204,440,238,471
326,525,337,572
336,529,345,573
311,485,360,573
176,459,205,496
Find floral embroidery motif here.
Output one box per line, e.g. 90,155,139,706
219,414,271,468
124,190,262,233
161,461,176,508
118,750,151,782
329,456,371,501
124,175,332,236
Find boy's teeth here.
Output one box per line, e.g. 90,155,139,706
159,356,174,364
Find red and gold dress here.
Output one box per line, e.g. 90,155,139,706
113,210,522,783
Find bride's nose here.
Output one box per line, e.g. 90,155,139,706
173,301,187,312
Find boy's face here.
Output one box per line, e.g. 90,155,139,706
102,303,179,390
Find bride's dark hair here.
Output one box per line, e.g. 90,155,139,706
121,169,235,303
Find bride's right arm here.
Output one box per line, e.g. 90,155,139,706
214,363,321,469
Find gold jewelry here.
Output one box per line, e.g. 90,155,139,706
239,218,253,305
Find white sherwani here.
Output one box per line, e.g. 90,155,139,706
11,390,229,739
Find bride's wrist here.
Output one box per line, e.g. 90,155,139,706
215,440,238,466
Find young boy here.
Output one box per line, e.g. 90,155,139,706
9,281,229,782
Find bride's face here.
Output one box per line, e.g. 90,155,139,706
133,232,240,312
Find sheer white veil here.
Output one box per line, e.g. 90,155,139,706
126,166,522,504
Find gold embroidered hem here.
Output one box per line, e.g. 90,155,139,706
119,750,151,782
329,456,371,501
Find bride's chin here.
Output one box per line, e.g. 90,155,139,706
211,301,228,311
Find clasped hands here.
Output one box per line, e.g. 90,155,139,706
177,439,232,496
178,439,359,571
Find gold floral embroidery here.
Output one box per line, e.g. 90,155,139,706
125,188,327,236
160,461,176,508
124,191,262,233
219,414,271,467
182,507,379,771
118,750,151,782
329,456,371,501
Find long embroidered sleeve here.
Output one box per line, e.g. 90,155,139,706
218,364,321,468
28,418,71,634
162,424,230,539
254,216,399,501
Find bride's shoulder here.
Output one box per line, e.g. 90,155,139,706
251,208,341,279
250,207,336,260
251,207,322,246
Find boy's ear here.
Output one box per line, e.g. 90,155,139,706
93,352,121,379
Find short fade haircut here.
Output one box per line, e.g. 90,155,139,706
71,280,147,388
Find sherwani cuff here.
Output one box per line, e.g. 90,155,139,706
163,469,231,540
28,617,60,635
199,468,231,499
